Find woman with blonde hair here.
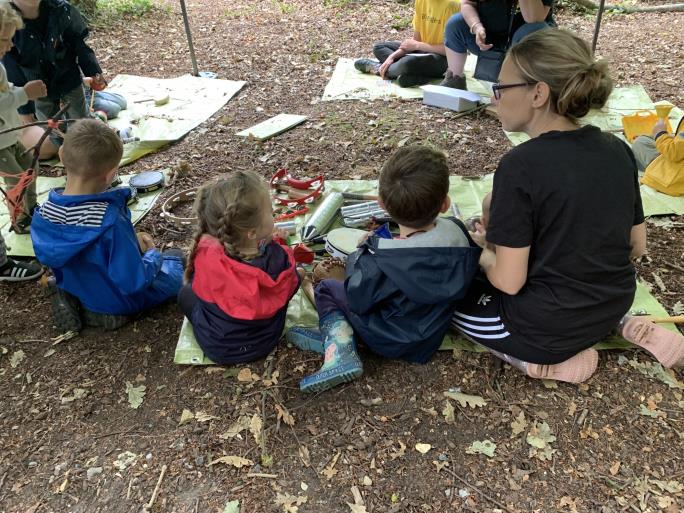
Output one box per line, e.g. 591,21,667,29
451,29,684,383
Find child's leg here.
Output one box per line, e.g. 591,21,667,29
93,91,127,119
631,136,659,172
62,85,90,120
300,279,363,392
619,315,684,368
388,53,448,80
452,275,598,383
372,41,401,65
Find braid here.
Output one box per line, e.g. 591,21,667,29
217,204,245,260
184,185,211,283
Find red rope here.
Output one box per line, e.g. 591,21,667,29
0,169,35,227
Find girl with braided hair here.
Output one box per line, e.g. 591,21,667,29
178,171,301,364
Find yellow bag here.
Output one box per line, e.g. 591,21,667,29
622,110,673,142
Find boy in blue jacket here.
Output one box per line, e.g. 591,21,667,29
31,119,184,333
289,146,482,393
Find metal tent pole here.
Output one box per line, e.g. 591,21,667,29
179,0,199,76
591,0,606,54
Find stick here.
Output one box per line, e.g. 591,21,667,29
441,466,516,513
89,87,96,113
646,315,684,325
143,464,167,512
245,472,278,478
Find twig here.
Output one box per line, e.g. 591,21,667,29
0,118,78,136
143,464,167,512
126,477,133,500
0,471,6,491
441,466,516,513
664,261,684,273
245,472,278,478
451,103,487,120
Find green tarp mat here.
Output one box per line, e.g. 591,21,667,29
173,179,678,365
0,172,168,257
174,280,673,365
322,54,490,101
42,74,245,168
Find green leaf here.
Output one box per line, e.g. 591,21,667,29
510,411,527,438
526,421,556,461
223,501,240,513
465,440,496,457
125,382,146,409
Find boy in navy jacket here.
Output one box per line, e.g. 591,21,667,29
31,119,184,333
4,0,105,136
289,145,481,393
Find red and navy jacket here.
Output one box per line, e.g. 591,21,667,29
185,236,300,364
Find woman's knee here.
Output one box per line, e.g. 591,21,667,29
444,13,470,53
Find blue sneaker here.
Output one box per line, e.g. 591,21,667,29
300,311,363,393
287,326,324,354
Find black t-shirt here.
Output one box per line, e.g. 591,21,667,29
477,0,555,39
486,125,644,355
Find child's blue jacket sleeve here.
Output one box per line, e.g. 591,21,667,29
105,224,164,296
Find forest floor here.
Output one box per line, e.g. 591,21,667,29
1,1,683,512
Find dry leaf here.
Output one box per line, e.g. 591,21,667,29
220,415,251,439
567,401,577,416
298,445,311,467
443,390,487,408
390,441,406,460
442,400,455,424
510,411,527,438
347,503,368,513
179,409,195,426
415,443,432,454
250,414,263,444
195,411,219,422
274,492,308,513
10,349,25,368
210,455,253,468
321,452,340,480
609,461,621,476
237,368,255,382
558,496,579,513
275,404,295,426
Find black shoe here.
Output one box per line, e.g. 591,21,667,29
354,58,380,75
83,309,131,331
396,74,432,88
46,279,82,333
439,70,467,90
0,259,43,282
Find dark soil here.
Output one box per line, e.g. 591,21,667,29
1,1,683,513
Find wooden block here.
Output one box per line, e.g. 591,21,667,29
236,113,308,141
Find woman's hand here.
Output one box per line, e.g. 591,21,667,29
379,57,394,79
474,26,493,52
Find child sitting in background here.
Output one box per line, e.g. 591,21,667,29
354,0,460,88
0,1,47,232
633,118,684,196
30,119,184,333
4,0,107,159
178,171,301,364
83,76,127,120
288,145,482,393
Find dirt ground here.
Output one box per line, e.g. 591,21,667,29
1,1,683,512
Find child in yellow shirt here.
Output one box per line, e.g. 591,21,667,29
354,0,460,88
633,118,684,196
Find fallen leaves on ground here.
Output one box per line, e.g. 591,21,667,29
210,455,253,468
443,390,487,408
526,421,556,461
125,382,146,409
465,440,496,457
